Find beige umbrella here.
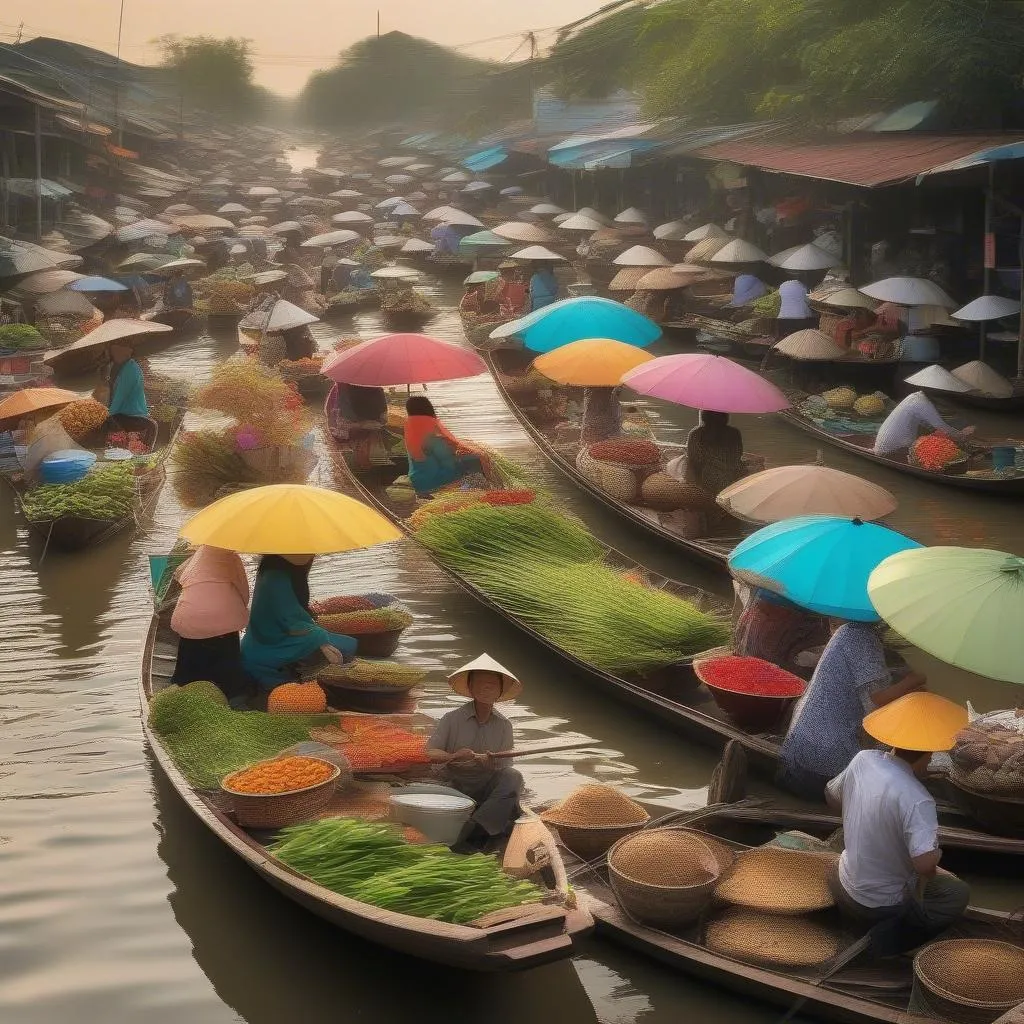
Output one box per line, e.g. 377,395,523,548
653,220,690,241
509,245,566,262
239,299,319,333
683,234,733,263
36,290,99,316
44,318,173,362
614,207,648,225
710,239,768,264
15,269,86,294
860,276,957,308
218,202,252,215
613,245,671,268
332,211,374,224
492,221,552,244
609,267,652,291
774,329,846,361
155,258,206,275
684,222,728,243
951,360,1014,398
558,214,605,233
811,286,877,311
636,266,715,290
175,213,235,231
718,465,897,524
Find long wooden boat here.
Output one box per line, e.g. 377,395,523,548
483,348,738,570
778,409,1024,495
140,605,592,971
328,444,1024,860
571,809,1015,1024
917,384,1024,415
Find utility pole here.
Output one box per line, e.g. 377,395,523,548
377,10,380,37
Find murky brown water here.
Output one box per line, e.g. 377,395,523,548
2,157,1022,1021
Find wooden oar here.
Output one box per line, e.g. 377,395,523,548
442,739,597,764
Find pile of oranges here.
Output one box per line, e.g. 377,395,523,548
224,756,335,795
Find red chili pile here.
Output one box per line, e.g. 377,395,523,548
699,655,806,697
481,489,535,506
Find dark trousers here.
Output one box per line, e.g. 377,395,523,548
830,870,970,957
172,633,253,707
440,767,523,837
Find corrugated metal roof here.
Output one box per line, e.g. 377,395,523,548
692,132,1024,187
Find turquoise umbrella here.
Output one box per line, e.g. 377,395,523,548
728,515,922,621
457,230,513,256
489,296,662,353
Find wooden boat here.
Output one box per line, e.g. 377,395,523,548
459,310,516,350
140,606,592,971
778,409,1024,495
917,384,1024,414
328,446,1024,860
571,807,1016,1024
483,349,740,570
144,305,206,337
379,307,436,331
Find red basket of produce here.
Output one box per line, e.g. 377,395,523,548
908,433,968,475
693,649,806,733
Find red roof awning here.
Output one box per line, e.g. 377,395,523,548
693,133,1024,187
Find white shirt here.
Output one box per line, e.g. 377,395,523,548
827,750,938,908
873,391,956,455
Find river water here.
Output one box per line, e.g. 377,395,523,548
1,151,1022,1024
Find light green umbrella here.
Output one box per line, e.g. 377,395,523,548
457,230,513,256
868,546,1024,684
464,270,499,285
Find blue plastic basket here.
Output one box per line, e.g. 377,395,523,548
40,449,97,485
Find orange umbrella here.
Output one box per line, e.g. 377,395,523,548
534,338,655,387
0,387,80,429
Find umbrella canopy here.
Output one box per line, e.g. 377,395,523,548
0,236,81,278
329,189,363,199
270,221,304,235
622,353,789,414
117,253,167,271
376,197,406,210
441,171,471,183
951,360,1014,398
115,219,179,243
370,266,420,280
730,515,922,620
558,214,605,233
509,245,565,262
868,546,1024,684
179,484,401,555
0,387,81,429
322,333,486,386
247,186,280,197
903,365,972,393
154,258,205,275
239,299,319,333
491,296,662,352
492,221,552,244
774,330,846,362
860,276,957,308
372,235,407,249
684,223,728,243
45,318,173,359
218,203,252,215
609,267,651,291
718,465,897,524
614,207,648,225
175,214,235,231
36,290,98,317
500,186,525,196
813,287,877,311
464,271,499,285
462,181,494,193
862,693,967,753
389,202,421,218
428,208,484,228
529,203,567,217
613,245,671,268
534,339,654,387
401,238,436,254
384,174,415,186
576,207,612,225
248,269,289,286
379,156,417,168
653,220,689,241
457,230,514,254
67,275,128,293
769,243,842,271
710,239,768,264
14,269,85,294
952,295,1021,322
332,211,374,224
302,230,361,248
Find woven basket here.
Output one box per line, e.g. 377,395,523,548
541,784,650,859
704,907,844,968
914,939,1024,1024
222,758,340,829
350,627,404,658
693,650,805,734
640,472,715,513
576,448,638,502
715,846,838,915
907,449,970,475
609,827,733,927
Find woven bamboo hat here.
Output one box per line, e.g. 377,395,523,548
447,653,522,701
715,846,838,914
705,908,843,968
540,784,649,828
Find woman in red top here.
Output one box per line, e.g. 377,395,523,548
496,264,528,317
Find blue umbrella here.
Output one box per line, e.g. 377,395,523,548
67,275,128,292
727,515,922,621
490,296,662,352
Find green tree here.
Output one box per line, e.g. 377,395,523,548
157,35,264,120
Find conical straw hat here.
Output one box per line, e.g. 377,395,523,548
862,692,967,752
447,653,521,701
951,360,1014,398
774,330,845,361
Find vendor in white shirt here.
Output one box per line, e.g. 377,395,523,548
825,691,970,957
873,391,972,456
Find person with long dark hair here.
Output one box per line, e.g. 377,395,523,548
403,395,482,495
241,554,356,689
105,338,158,449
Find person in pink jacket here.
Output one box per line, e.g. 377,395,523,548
170,545,252,705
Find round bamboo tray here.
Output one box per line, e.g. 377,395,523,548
609,827,732,927
222,758,341,829
715,846,838,915
705,908,844,969
914,939,1024,1024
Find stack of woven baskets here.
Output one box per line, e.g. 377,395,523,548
703,845,844,970
576,438,664,504
540,784,650,859
913,939,1024,1024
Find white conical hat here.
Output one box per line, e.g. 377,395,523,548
447,654,522,701
951,360,1014,398
951,295,1021,322
903,365,972,393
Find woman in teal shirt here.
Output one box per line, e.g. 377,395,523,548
106,339,158,448
241,554,356,689
403,396,482,495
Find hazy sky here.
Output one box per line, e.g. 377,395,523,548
2,0,602,95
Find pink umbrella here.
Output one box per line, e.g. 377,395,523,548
321,333,487,386
621,353,790,414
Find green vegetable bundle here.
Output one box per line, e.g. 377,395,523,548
0,324,47,350
148,684,336,789
320,660,426,689
22,463,135,522
170,430,258,508
271,818,541,924
414,499,728,671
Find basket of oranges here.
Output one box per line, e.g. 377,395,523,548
221,755,340,828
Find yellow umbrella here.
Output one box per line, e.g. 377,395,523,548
862,692,967,752
179,484,402,555
534,339,655,387
0,387,80,429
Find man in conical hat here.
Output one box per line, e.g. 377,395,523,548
427,654,524,849
825,692,970,957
